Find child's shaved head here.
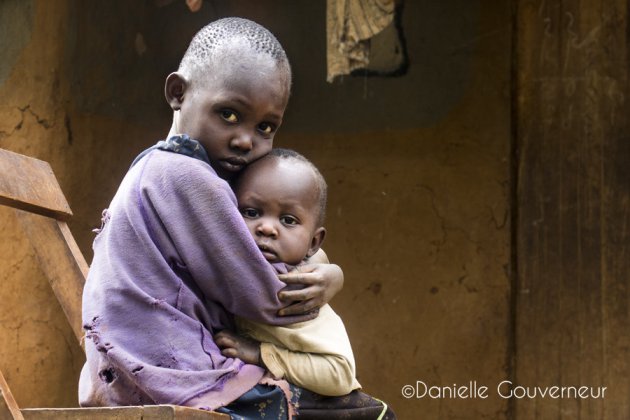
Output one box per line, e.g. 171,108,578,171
165,17,291,180
178,17,291,87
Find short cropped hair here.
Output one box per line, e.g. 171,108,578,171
268,148,328,226
178,17,291,85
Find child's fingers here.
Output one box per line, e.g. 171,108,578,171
221,348,238,358
278,283,324,302
278,273,312,285
278,263,318,282
279,288,307,302
278,271,323,286
278,299,319,316
214,336,230,348
214,331,237,348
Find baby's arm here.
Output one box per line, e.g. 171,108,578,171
216,305,360,396
259,341,358,396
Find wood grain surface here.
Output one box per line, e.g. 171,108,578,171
515,0,629,418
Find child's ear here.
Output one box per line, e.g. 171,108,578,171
165,72,188,111
306,227,326,258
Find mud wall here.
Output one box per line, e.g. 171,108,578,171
0,1,510,418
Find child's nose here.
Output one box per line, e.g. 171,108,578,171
256,220,278,238
230,132,253,152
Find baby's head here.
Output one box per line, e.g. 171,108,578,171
165,18,291,180
234,148,327,266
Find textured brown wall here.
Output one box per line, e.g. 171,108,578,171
0,1,510,418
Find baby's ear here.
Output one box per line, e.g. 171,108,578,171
165,72,188,111
306,227,326,258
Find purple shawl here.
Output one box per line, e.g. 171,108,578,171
79,147,311,409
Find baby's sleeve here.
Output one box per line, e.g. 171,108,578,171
237,305,361,396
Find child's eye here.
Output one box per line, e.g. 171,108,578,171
220,110,239,123
241,208,259,218
258,122,275,135
280,215,299,226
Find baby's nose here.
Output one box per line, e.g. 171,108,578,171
256,221,278,237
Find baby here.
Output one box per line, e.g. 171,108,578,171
216,149,396,418
216,148,361,397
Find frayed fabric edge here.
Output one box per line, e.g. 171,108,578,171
260,373,298,420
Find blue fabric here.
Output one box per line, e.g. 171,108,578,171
216,384,293,419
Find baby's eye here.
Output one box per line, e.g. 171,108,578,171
258,122,275,135
280,215,299,226
241,208,259,218
220,110,239,123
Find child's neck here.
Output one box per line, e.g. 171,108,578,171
166,115,179,139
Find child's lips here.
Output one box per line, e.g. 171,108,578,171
221,157,247,171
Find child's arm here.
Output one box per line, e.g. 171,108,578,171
144,153,336,324
216,305,361,396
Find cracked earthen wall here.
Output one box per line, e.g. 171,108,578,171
0,1,509,418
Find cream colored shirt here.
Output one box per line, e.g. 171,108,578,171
236,304,361,396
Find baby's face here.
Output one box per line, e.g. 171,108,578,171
235,158,322,265
177,54,289,180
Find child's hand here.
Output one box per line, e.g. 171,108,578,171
277,263,344,316
214,330,262,366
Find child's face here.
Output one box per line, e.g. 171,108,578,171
235,158,325,266
169,55,289,180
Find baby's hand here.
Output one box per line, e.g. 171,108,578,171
214,330,262,366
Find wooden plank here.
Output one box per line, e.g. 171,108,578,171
0,369,24,420
145,406,228,419
515,0,629,418
20,405,228,419
16,211,87,343
21,406,145,419
0,148,72,222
